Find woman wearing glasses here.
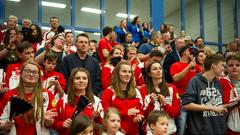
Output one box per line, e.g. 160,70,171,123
0,61,57,135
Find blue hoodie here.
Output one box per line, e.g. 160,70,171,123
182,73,227,135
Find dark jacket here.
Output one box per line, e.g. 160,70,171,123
60,53,102,96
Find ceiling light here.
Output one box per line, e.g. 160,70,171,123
81,7,105,14
7,0,20,2
93,32,101,36
116,13,136,19
42,1,66,8
41,26,51,31
75,30,84,34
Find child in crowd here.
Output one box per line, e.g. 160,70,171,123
42,51,66,103
101,107,124,135
147,110,169,135
69,115,94,135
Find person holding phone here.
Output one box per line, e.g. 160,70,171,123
101,61,144,135
52,68,103,135
0,61,56,135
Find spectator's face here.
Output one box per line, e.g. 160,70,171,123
21,64,39,86
149,63,163,80
196,38,203,46
150,56,163,63
228,43,238,52
50,18,59,29
65,33,74,44
127,49,136,59
155,36,164,45
30,25,38,38
111,49,123,58
7,18,17,29
18,48,35,61
43,59,56,72
73,71,88,92
9,29,17,39
150,117,169,135
175,39,185,50
226,59,240,79
23,20,31,28
197,52,206,65
105,112,121,134
125,34,132,42
89,42,96,53
54,36,65,50
119,64,132,85
76,36,89,54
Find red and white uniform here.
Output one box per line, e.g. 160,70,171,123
5,62,23,89
42,70,66,101
220,76,240,134
130,60,144,87
53,95,103,135
140,84,181,135
101,87,143,135
101,64,114,90
170,62,201,95
0,89,54,135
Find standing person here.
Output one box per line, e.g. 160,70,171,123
182,54,227,135
35,34,67,72
98,26,114,65
42,52,66,102
101,47,123,90
64,31,76,55
0,28,20,70
5,42,35,90
220,54,240,135
61,33,101,96
28,24,43,52
0,61,56,135
100,107,124,135
115,19,127,43
128,16,141,44
170,45,201,135
101,61,144,135
0,15,18,45
52,68,103,135
147,110,170,135
163,37,185,83
41,17,64,48
140,62,180,135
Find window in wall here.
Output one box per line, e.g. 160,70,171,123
75,0,100,29
185,0,200,39
5,0,38,23
164,0,181,36
42,0,71,26
222,0,234,43
104,0,126,28
204,0,218,42
131,0,150,28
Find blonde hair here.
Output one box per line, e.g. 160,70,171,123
18,61,44,122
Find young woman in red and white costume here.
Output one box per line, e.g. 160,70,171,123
52,68,103,135
0,61,56,135
101,61,144,135
220,54,240,135
101,47,123,90
139,62,180,135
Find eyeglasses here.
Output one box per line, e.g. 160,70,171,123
23,69,39,76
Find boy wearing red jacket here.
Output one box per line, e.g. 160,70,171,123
42,52,66,102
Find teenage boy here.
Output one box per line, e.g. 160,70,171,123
182,54,227,135
42,52,66,102
5,42,34,89
220,53,240,134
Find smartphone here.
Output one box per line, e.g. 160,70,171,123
71,95,90,119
